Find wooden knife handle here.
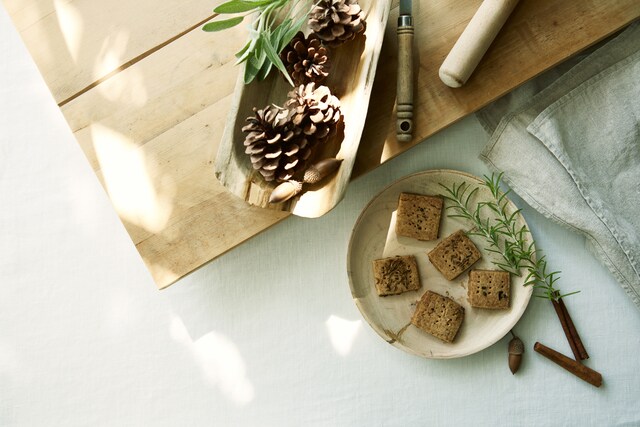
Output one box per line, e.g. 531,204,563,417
397,24,414,142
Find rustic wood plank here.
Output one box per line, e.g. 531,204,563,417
1,0,220,103
62,24,246,172
5,0,638,289
58,23,289,287
353,0,640,176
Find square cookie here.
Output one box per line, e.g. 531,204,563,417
372,255,421,296
411,291,464,343
428,230,482,280
395,193,443,241
468,269,511,309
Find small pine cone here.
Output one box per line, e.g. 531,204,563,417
241,105,313,182
280,32,331,86
285,83,343,147
308,0,366,48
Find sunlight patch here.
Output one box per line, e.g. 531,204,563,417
326,315,362,356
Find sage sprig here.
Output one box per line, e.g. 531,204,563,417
439,173,579,301
203,0,314,85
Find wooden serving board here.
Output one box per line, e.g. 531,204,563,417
3,0,638,289
215,1,390,218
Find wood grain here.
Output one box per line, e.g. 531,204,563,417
438,0,521,88
4,0,638,289
57,24,289,286
3,0,221,103
353,0,640,177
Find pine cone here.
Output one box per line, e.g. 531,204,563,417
308,0,366,48
285,83,343,146
242,105,312,182
280,32,330,86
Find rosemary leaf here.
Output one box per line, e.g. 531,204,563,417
439,172,579,301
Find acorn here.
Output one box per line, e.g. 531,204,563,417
508,332,524,375
268,158,342,204
269,180,303,204
303,158,343,184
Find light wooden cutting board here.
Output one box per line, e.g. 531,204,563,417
3,0,638,289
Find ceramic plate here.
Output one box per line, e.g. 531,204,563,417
347,170,534,359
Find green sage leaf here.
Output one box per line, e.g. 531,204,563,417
202,16,244,32
214,0,264,14
256,60,274,81
270,19,288,49
261,33,294,86
235,37,259,64
280,14,307,49
235,41,252,60
244,59,261,84
244,38,266,84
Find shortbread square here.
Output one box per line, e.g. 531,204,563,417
411,291,464,343
428,230,482,280
395,193,443,241
468,269,511,309
372,255,421,296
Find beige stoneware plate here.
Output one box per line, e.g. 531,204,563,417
347,170,534,359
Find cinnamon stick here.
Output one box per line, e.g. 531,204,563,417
551,298,580,360
534,342,602,387
551,292,588,360
558,296,589,360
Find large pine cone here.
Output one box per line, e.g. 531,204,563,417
308,0,366,48
242,105,312,182
280,32,330,86
285,83,343,145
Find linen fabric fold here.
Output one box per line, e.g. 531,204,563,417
478,23,640,309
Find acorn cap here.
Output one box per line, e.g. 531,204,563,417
303,158,343,184
508,336,524,354
508,335,524,375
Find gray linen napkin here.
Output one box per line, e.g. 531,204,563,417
478,22,640,309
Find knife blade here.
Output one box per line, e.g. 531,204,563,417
399,0,412,17
397,0,414,142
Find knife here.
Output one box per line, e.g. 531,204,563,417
396,0,414,142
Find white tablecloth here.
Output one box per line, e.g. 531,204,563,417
1,6,639,426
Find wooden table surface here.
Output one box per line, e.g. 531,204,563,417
4,0,638,289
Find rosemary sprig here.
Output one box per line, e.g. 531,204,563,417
203,0,314,85
439,172,579,301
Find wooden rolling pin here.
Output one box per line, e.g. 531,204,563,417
439,0,520,88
